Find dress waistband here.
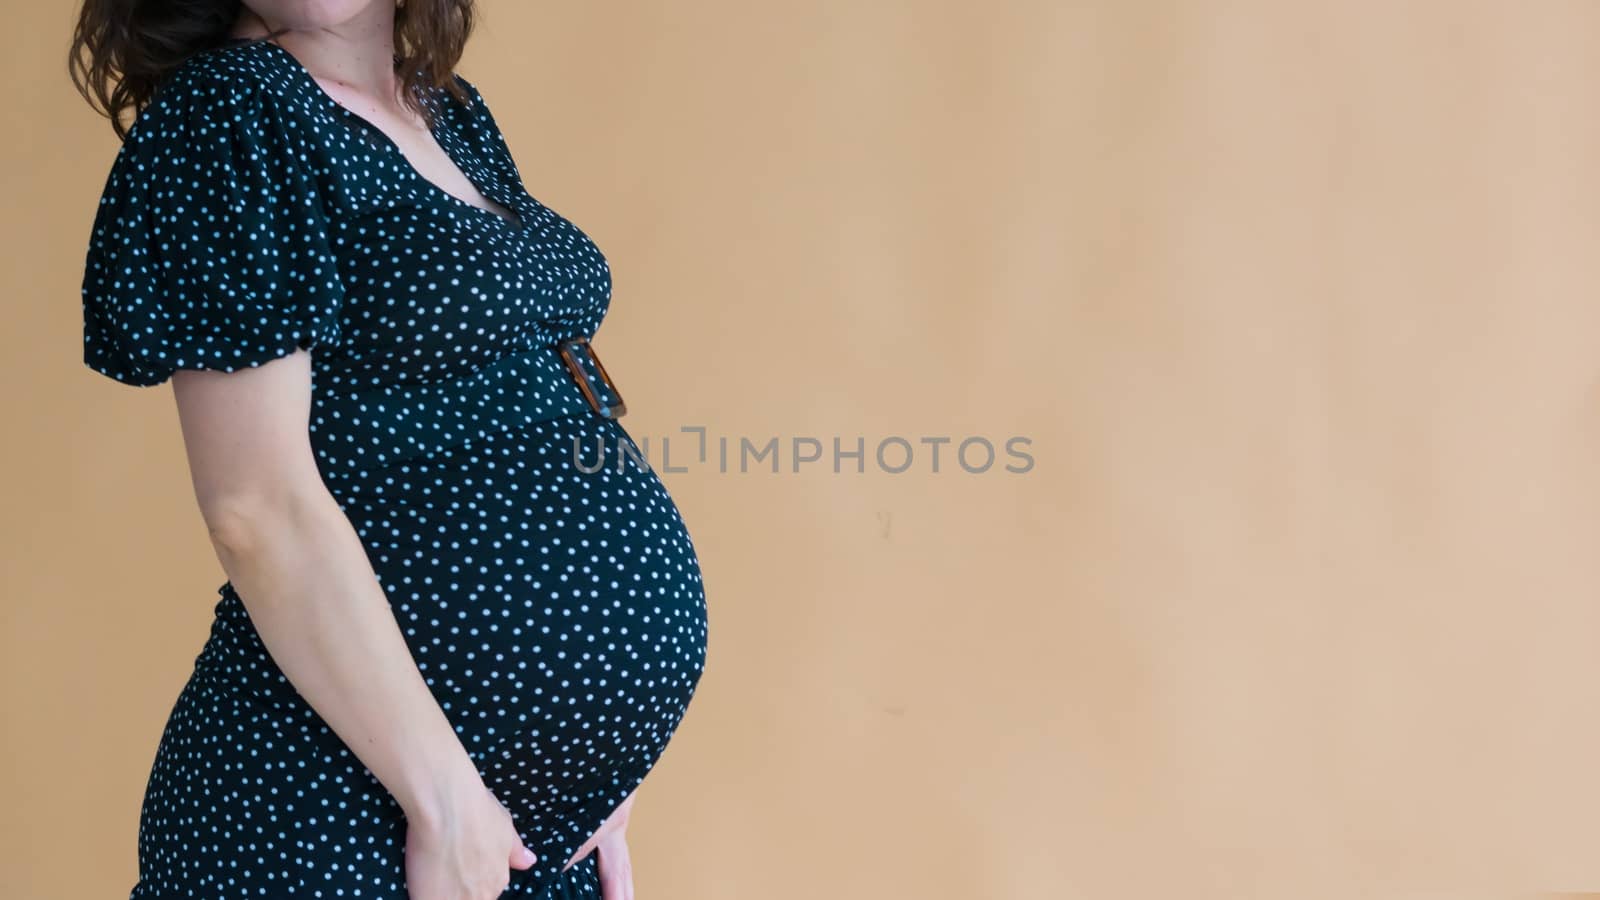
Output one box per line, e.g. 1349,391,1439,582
310,341,610,484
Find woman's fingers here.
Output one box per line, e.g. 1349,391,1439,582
509,843,538,870
486,785,538,871
561,791,639,873
595,833,635,900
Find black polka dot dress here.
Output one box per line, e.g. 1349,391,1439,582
80,37,709,899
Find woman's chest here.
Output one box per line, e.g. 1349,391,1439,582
317,174,614,384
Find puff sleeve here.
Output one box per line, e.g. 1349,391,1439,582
80,65,346,387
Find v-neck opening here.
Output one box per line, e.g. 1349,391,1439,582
236,37,527,231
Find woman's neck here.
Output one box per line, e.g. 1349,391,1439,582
229,6,399,99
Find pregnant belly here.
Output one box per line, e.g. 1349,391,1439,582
211,410,709,893
354,411,705,728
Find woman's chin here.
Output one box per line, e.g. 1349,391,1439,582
241,0,379,32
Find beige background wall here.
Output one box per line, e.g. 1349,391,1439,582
4,1,1599,898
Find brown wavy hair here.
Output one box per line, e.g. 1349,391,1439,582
68,0,476,141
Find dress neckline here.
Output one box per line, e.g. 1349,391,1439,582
225,36,528,231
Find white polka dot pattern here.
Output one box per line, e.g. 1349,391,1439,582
80,37,708,899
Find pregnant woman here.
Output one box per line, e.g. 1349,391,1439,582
69,2,709,898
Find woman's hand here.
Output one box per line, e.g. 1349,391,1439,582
405,784,538,900
563,790,638,900
593,829,636,900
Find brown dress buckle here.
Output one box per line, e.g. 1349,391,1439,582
556,336,628,419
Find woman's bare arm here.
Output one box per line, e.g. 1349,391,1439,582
168,349,489,831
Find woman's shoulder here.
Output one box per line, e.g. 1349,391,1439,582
438,69,492,135
441,71,526,182
81,40,349,388
121,40,306,149
447,69,487,109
